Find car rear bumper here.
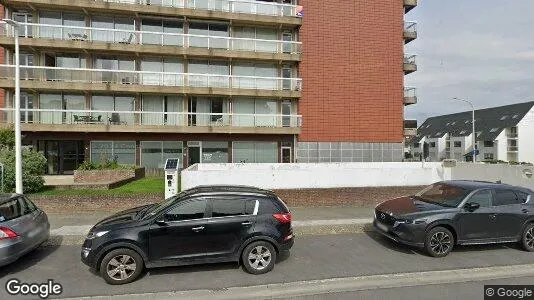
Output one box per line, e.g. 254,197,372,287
373,219,424,248
0,228,50,267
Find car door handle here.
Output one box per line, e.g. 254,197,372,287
192,226,205,232
490,214,497,219
522,209,530,214
241,221,253,227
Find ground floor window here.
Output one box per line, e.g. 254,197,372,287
91,141,136,165
233,141,277,163
140,141,183,169
202,141,228,163
484,153,495,160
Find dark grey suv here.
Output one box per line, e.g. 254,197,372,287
374,180,534,257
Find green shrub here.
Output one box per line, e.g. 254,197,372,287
0,148,46,193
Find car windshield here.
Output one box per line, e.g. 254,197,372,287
141,191,189,219
414,183,470,208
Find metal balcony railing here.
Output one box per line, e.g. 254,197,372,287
0,65,302,91
404,54,417,64
404,21,417,33
1,23,302,54
94,0,303,18
0,108,302,128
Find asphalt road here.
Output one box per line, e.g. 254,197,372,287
2,232,534,299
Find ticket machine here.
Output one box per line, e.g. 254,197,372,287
164,158,180,200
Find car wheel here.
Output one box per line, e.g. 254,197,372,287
424,227,454,257
242,241,277,275
521,223,534,252
100,248,144,285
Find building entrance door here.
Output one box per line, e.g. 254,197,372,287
187,142,202,166
39,140,85,174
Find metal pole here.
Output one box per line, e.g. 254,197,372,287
4,20,23,193
453,97,476,163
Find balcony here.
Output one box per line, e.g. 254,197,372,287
404,0,417,13
0,23,302,61
508,146,519,152
403,22,417,44
0,65,302,97
403,55,417,74
4,0,303,26
404,127,417,136
404,87,417,106
0,108,302,134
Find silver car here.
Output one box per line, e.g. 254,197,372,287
0,194,50,267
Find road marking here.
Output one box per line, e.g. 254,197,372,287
60,263,534,300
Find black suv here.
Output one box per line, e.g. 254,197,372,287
81,185,293,284
374,180,534,257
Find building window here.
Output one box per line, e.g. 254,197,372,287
484,141,494,147
91,141,136,165
454,141,462,148
202,141,228,163
142,95,183,125
484,153,494,160
413,143,420,148
140,141,183,169
233,141,277,163
429,142,436,148
140,18,183,46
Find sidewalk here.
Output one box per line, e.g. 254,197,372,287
46,206,375,246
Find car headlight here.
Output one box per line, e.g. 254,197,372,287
86,231,109,240
394,219,427,227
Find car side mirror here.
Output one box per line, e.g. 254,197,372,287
155,216,167,226
465,202,480,212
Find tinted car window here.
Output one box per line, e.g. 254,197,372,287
493,189,522,206
212,198,245,217
165,199,206,222
258,198,281,214
467,190,492,208
514,191,530,203
245,199,257,215
0,198,29,222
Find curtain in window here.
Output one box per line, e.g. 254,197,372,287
39,94,62,124
165,96,183,126
255,99,277,127
142,95,163,125
233,99,254,127
195,97,210,126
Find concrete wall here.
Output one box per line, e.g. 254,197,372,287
181,162,534,191
181,162,450,190
451,163,534,189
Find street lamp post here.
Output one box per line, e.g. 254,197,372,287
453,97,476,163
3,19,23,193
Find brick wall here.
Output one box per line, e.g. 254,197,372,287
74,167,145,183
299,0,405,143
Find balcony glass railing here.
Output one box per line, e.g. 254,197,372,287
404,87,416,98
95,0,303,18
0,65,302,91
0,108,302,128
2,23,302,54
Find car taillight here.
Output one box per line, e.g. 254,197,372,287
0,227,18,240
273,213,292,224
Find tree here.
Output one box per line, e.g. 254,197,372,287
0,127,46,193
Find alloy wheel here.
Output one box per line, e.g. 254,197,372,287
106,254,137,281
526,227,534,249
429,231,452,255
248,245,272,271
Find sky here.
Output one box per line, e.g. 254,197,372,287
404,0,534,123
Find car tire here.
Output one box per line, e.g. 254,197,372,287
424,227,454,257
241,241,277,275
521,223,534,252
100,248,144,285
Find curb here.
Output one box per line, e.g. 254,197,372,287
45,219,374,246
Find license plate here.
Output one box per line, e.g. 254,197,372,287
376,222,388,232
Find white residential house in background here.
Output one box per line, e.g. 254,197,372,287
409,101,534,163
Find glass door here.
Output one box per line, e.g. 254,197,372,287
187,142,201,166
60,141,85,174
282,65,292,90
281,146,292,163
21,93,34,123
282,31,293,53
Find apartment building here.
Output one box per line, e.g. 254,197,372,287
409,101,534,163
0,0,417,174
